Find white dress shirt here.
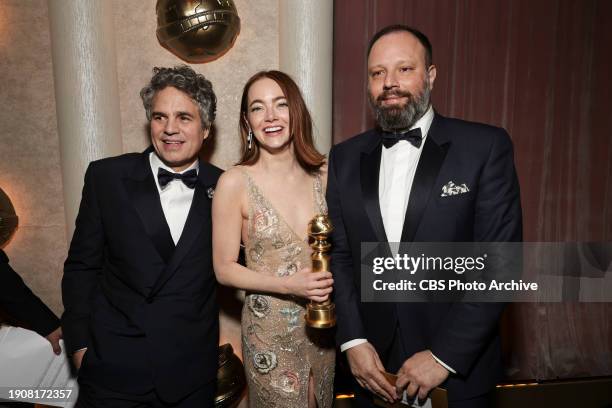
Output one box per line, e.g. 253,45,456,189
340,107,456,374
149,152,198,245
379,107,434,244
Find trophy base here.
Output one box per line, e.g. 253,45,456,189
305,303,336,329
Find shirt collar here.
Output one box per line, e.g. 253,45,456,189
413,105,434,140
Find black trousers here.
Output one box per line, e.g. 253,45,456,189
352,326,493,408
75,380,215,408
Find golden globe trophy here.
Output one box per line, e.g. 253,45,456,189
305,214,336,328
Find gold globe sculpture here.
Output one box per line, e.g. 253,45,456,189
156,0,241,63
0,187,18,247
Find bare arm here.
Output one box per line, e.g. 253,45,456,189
212,169,332,301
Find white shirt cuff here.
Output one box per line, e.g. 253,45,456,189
340,338,368,352
431,352,456,374
340,340,456,374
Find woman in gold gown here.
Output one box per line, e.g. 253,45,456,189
212,71,335,407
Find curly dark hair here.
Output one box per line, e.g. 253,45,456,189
140,65,216,129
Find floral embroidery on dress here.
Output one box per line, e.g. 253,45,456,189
273,369,300,394
248,295,270,318
277,262,298,277
279,306,302,331
253,350,278,374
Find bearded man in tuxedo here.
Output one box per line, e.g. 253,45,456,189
328,25,522,407
62,65,222,407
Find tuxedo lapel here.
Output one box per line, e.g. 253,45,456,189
123,151,175,264
360,141,388,243
401,115,450,243
148,163,216,299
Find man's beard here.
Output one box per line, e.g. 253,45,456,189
369,81,431,131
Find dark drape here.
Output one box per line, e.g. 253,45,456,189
333,0,612,380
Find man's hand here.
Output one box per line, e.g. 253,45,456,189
396,350,449,401
45,327,62,355
346,342,397,402
72,348,87,370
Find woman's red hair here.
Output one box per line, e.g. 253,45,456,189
237,71,325,173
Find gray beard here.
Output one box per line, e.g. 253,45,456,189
369,84,431,131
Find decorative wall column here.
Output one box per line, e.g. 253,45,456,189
279,0,333,154
48,0,122,241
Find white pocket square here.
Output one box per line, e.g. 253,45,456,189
441,181,470,197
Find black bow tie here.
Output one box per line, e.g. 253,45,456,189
381,128,422,148
157,168,198,189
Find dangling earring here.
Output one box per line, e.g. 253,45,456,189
247,129,253,150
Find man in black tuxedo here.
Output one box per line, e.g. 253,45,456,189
62,65,222,407
0,248,62,354
327,26,522,407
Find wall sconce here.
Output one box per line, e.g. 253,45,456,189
0,187,18,247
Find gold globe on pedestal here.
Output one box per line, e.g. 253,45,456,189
0,188,18,247
156,0,241,63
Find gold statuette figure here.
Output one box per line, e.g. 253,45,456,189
305,214,336,328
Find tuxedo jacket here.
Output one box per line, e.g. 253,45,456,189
0,249,60,336
327,113,522,400
62,148,222,402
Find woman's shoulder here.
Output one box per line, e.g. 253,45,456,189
317,161,328,177
217,166,250,193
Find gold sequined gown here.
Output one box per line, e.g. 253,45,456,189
240,169,335,407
